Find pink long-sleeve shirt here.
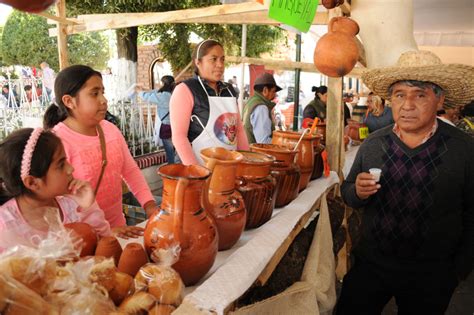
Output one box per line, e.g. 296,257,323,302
170,83,249,165
0,197,110,252
54,120,154,227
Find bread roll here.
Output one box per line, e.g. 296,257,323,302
135,264,183,305
119,291,156,314
0,275,12,312
148,304,176,315
89,257,116,291
110,271,135,305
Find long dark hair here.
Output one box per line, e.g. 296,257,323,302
158,75,175,93
192,39,223,76
312,86,328,101
0,129,62,203
43,65,102,129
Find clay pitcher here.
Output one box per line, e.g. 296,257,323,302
272,130,321,192
201,147,246,251
250,143,301,208
236,151,277,229
144,164,218,286
314,17,360,77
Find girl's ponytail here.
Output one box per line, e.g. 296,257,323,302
43,103,68,129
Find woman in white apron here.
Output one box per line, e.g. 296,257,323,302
169,39,249,165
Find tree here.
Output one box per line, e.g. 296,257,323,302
1,11,109,71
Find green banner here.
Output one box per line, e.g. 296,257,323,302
268,0,320,33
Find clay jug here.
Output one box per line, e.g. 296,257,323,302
314,122,327,145
118,243,148,277
314,17,360,77
200,147,246,251
272,130,321,192
322,0,344,9
236,151,277,229
95,236,122,266
144,164,218,286
250,143,301,208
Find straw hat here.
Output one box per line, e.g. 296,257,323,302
362,50,474,108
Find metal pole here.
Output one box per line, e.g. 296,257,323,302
238,24,247,113
292,34,302,131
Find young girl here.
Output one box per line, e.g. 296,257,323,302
43,65,158,237
0,128,110,250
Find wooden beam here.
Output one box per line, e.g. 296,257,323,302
226,56,363,77
326,77,344,176
55,0,69,70
340,0,351,16
49,3,328,36
35,12,79,25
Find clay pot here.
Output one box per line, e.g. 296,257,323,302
250,143,301,208
1,0,56,13
95,236,123,266
118,243,148,277
144,164,218,286
314,17,360,77
345,121,367,142
311,144,325,180
312,122,327,145
322,0,344,9
64,222,98,257
201,147,246,251
272,130,321,192
236,151,277,229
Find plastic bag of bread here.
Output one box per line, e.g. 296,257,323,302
134,245,184,306
0,274,59,315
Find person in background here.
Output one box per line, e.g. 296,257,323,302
24,84,42,103
338,50,474,315
43,65,158,237
303,86,328,121
169,39,249,165
436,106,460,126
0,128,111,251
343,92,353,126
363,92,394,132
351,94,369,123
40,62,55,99
242,73,282,144
138,75,177,164
2,85,18,108
455,100,474,137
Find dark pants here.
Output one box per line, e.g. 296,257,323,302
336,257,458,315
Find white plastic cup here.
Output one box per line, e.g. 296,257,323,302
369,168,382,182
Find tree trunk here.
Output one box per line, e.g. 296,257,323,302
113,27,138,101
116,27,138,62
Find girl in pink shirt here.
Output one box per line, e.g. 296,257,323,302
0,128,111,251
43,65,158,236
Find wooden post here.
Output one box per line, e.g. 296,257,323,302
56,0,69,69
326,77,344,175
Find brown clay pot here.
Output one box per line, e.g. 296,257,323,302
313,122,327,145
314,17,360,77
345,121,367,142
272,130,321,192
201,147,246,251
95,236,123,266
236,151,277,229
64,222,98,257
1,0,56,13
311,144,325,180
144,164,218,286
322,0,344,9
250,143,301,208
118,243,149,277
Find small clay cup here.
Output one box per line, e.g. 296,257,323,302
95,236,123,266
64,222,98,257
118,243,149,277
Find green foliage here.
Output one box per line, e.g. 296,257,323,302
0,26,3,66
1,11,109,70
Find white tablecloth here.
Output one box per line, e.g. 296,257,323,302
119,172,340,314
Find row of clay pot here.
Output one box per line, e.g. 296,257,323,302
143,129,328,287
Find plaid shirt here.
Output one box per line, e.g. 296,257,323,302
392,119,438,145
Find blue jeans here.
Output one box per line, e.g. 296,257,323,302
162,137,176,164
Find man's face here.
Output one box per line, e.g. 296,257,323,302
390,82,444,134
263,86,277,101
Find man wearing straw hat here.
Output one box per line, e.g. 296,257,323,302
338,50,474,314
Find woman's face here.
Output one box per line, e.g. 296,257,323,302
367,95,376,110
195,45,225,84
319,92,328,104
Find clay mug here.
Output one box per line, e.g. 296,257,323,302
95,236,123,266
118,243,148,277
64,222,98,257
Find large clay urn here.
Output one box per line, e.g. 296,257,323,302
250,143,301,208
345,121,368,143
201,147,246,251
314,17,360,77
272,131,321,192
236,151,277,229
144,164,218,286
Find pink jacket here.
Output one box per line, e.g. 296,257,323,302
54,120,154,227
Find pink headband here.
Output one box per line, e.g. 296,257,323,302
21,128,43,180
